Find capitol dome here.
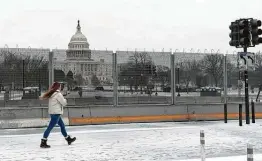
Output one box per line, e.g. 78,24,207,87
70,31,88,42
68,20,90,48
66,20,91,60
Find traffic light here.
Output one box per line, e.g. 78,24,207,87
238,19,250,46
250,19,262,45
229,21,239,46
229,18,262,48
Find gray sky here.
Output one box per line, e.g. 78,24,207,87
0,0,262,53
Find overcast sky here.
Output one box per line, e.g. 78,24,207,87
0,0,262,53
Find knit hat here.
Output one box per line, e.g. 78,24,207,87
51,82,60,91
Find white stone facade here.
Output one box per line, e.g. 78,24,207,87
53,20,113,85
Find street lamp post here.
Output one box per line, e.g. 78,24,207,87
177,64,181,97
124,78,126,93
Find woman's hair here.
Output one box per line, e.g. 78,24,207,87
42,82,60,99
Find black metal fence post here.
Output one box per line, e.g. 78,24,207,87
251,100,255,123
224,103,227,123
239,104,243,126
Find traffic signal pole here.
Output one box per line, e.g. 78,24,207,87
237,56,241,97
229,18,262,125
244,47,250,124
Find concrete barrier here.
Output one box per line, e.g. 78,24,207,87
186,102,262,121
1,102,262,129
68,104,189,125
2,99,48,107
0,96,257,108
0,106,70,129
69,103,262,125
0,107,45,119
0,117,69,129
176,96,245,103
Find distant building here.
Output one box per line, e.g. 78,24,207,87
0,21,113,86
53,20,113,85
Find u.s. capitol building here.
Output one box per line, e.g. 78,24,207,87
0,20,114,85
53,20,113,85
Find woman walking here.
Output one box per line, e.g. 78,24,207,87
40,82,76,148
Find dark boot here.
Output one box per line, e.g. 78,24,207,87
65,135,76,145
40,139,50,148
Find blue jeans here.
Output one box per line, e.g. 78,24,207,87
43,114,68,139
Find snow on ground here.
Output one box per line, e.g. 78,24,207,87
1,120,262,160
181,154,262,161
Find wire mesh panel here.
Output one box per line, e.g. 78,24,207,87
117,49,171,105
226,53,240,97
226,51,262,102
250,51,262,101
174,50,224,103
0,47,49,107
53,48,114,105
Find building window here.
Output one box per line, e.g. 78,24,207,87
85,64,87,71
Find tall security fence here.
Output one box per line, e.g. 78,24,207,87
0,47,49,105
0,46,262,107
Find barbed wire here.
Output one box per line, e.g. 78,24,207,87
1,45,262,55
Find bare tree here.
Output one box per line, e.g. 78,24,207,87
0,50,48,89
180,60,201,92
125,52,154,92
201,54,224,87
128,52,153,67
250,52,262,86
155,65,170,87
23,55,47,87
255,52,262,68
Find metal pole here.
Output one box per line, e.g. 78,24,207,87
238,55,241,96
177,67,180,97
223,54,228,124
239,104,242,126
171,53,175,104
112,51,118,106
22,60,25,88
200,130,205,161
49,51,54,87
224,103,227,123
39,67,41,96
251,100,255,123
244,47,250,124
223,55,228,103
247,144,253,161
